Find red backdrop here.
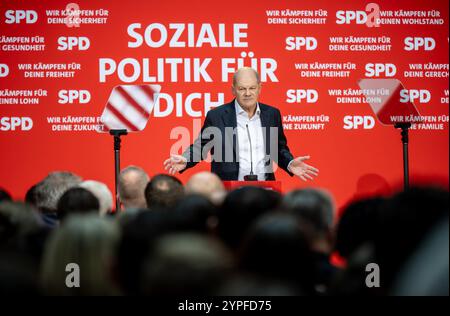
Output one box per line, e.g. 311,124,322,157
1,0,448,208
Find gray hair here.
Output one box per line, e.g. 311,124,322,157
35,171,82,212
79,180,113,216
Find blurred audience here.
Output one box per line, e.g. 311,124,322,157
0,201,50,294
35,171,82,228
239,213,316,295
283,188,338,293
25,184,38,207
144,174,184,209
172,194,218,233
57,187,100,221
0,187,12,202
117,208,176,295
79,180,113,216
141,233,233,295
118,165,149,210
185,171,226,205
218,186,281,251
373,187,448,293
40,214,120,295
0,171,448,296
334,197,385,260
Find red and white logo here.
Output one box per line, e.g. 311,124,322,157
99,84,161,132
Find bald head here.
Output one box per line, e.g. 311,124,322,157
186,172,226,205
232,67,261,87
118,166,149,209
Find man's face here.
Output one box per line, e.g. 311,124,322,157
232,70,261,110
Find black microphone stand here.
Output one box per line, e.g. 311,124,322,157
244,124,258,181
394,123,411,191
109,129,128,211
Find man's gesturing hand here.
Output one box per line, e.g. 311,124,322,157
289,156,319,182
163,154,187,175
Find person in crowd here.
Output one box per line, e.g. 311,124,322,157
282,188,338,293
391,215,448,296
185,171,227,205
118,165,149,210
0,249,40,295
56,187,100,221
0,201,44,249
144,174,184,209
373,186,449,293
239,213,316,295
117,208,176,295
25,184,38,207
79,180,113,216
34,171,82,227
40,214,121,295
217,186,281,251
330,186,448,295
0,188,12,202
140,233,234,295
172,194,218,234
0,201,50,295
334,197,385,260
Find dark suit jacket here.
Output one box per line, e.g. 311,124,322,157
181,100,294,180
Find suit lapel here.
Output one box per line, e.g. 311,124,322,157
221,102,237,128
222,101,238,162
259,104,272,156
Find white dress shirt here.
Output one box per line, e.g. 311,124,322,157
235,100,268,180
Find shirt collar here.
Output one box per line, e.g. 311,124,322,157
234,99,261,117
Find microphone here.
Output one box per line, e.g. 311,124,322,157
244,124,258,181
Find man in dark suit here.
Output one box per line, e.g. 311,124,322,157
164,67,318,181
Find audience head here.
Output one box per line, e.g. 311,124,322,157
118,166,149,210
334,197,384,259
35,171,82,214
0,249,40,295
0,201,43,247
283,188,335,253
391,215,449,296
373,186,449,289
283,189,335,238
331,186,449,295
284,188,334,231
141,233,233,295
40,214,120,295
79,180,113,216
56,187,99,220
144,174,184,209
239,213,315,294
0,188,12,203
25,184,38,207
185,172,226,205
218,186,281,250
117,208,176,295
172,194,218,233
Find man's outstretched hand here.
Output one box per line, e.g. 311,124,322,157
289,156,319,181
163,154,187,175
